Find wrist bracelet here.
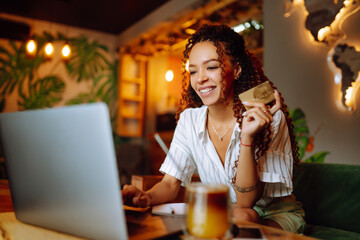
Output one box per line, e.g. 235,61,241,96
240,138,253,147
232,182,259,193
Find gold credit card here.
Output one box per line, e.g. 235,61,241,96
238,81,275,110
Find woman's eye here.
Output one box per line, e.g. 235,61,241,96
208,66,219,70
189,71,196,75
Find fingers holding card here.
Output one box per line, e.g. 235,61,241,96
239,81,280,115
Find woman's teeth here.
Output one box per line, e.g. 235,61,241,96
200,87,215,93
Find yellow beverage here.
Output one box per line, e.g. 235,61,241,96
186,183,230,239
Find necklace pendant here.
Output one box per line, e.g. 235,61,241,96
208,114,236,142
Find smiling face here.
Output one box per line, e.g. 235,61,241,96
188,41,235,107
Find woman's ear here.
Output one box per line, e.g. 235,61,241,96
234,64,242,78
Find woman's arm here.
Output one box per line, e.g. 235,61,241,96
235,91,281,208
234,137,262,207
147,174,182,205
122,174,181,207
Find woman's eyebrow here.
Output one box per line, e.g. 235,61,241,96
204,58,219,64
189,58,219,67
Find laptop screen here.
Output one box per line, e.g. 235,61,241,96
0,103,128,239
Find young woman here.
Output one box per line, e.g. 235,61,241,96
122,24,305,233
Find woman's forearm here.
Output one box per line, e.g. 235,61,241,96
146,174,181,205
235,137,261,208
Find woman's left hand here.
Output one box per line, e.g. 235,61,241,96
240,90,281,143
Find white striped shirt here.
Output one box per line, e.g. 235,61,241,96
159,105,293,206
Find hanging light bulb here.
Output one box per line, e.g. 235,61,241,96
25,39,37,58
44,41,54,60
165,70,174,82
61,42,71,62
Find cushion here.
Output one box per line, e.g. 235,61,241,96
304,225,360,240
293,163,360,233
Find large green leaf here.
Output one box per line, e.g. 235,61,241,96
289,108,306,121
66,91,97,105
304,152,330,163
18,75,65,110
290,107,329,162
67,59,117,103
0,34,53,110
66,60,118,129
65,36,110,82
290,108,310,159
296,136,309,160
0,41,36,95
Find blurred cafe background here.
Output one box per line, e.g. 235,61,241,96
0,0,359,183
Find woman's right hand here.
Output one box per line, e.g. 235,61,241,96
122,184,151,208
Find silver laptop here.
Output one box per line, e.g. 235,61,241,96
0,103,183,239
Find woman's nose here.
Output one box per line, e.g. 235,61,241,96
197,69,208,82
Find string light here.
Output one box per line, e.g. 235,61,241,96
44,42,54,60
25,39,37,58
232,20,263,33
61,42,71,62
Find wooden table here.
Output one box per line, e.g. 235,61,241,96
0,180,315,240
0,179,13,213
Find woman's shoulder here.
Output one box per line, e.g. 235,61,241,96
180,106,207,119
271,109,287,129
273,109,285,121
177,106,207,132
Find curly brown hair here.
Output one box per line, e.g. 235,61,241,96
176,24,299,171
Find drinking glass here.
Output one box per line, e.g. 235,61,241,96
185,183,231,239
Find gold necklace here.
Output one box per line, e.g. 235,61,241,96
208,116,236,141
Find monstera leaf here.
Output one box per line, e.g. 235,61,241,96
0,34,63,111
0,41,43,96
18,76,65,110
67,60,118,125
66,36,109,82
97,60,118,107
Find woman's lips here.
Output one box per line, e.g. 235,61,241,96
199,86,216,96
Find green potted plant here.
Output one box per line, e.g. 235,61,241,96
289,108,329,163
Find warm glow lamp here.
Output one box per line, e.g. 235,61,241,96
61,43,71,62
285,0,360,112
44,42,54,60
344,82,359,111
25,39,37,58
165,70,174,82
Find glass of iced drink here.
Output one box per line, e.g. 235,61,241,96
185,183,230,239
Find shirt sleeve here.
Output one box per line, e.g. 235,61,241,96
159,110,197,185
257,110,294,197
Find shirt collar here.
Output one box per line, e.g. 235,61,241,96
197,106,241,143
197,106,208,143
234,120,241,134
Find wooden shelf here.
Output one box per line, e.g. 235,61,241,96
121,111,142,119
117,53,147,138
122,78,142,84
121,95,142,102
